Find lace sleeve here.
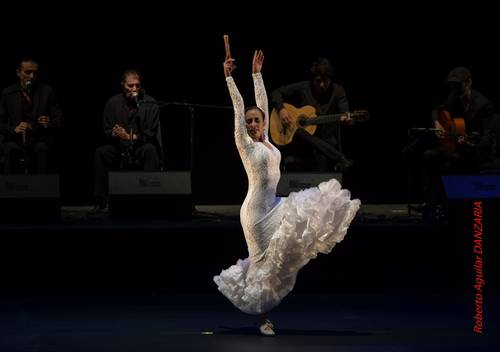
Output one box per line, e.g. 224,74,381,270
252,73,269,141
226,77,253,150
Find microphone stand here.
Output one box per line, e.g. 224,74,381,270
20,116,32,175
122,105,139,170
21,130,28,174
153,101,232,174
402,127,437,216
152,101,232,214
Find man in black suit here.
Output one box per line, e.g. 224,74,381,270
0,57,63,174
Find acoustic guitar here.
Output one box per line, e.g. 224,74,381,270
436,109,478,151
270,103,369,146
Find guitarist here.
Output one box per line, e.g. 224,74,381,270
92,69,160,212
271,57,353,172
421,66,497,222
0,57,63,174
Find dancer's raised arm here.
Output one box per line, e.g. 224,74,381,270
252,50,269,141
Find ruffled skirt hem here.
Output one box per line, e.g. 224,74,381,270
214,179,360,314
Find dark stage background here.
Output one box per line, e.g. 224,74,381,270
1,11,499,349
1,7,499,205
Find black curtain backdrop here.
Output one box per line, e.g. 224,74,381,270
2,6,498,204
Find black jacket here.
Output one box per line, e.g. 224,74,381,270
432,90,497,163
102,93,160,148
0,82,63,144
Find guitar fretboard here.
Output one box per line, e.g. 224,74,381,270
301,114,345,126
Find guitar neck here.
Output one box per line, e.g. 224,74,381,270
301,113,346,126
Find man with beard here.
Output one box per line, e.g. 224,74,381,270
92,69,160,211
421,67,497,222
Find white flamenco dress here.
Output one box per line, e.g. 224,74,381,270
214,73,360,315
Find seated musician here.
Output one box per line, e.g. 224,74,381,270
421,66,497,222
270,57,354,172
92,69,161,212
0,57,63,174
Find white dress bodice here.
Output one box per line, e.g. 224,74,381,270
226,73,284,261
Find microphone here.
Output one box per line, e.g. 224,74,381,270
131,91,140,108
25,80,32,94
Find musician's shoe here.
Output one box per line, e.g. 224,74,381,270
335,157,353,172
423,204,447,224
409,202,427,214
87,197,109,217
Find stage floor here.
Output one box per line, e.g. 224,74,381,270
1,203,497,351
1,293,497,352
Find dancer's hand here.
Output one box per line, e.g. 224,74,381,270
252,50,264,74
224,58,236,78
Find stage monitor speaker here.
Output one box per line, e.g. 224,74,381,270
441,174,500,226
277,172,341,196
443,174,500,199
0,174,61,222
108,171,192,218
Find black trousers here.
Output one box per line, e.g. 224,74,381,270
93,143,160,199
282,129,346,171
1,140,50,174
421,146,479,207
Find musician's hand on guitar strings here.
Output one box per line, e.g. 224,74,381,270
278,108,292,127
